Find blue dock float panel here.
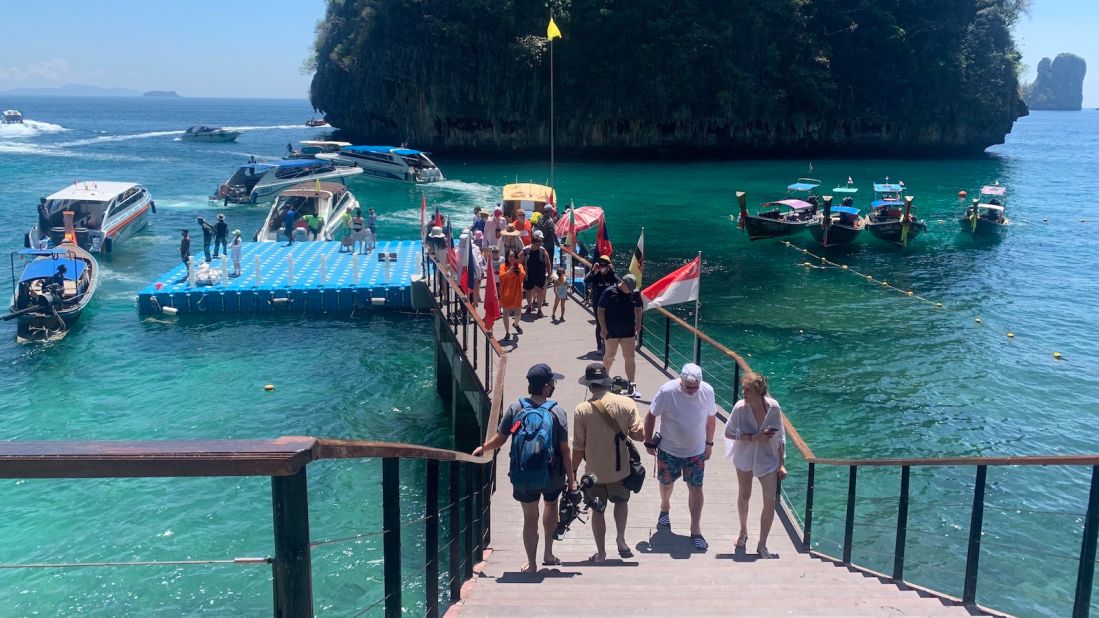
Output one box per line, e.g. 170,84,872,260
137,240,423,315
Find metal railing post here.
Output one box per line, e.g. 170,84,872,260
733,363,741,402
462,306,468,352
484,462,493,547
463,463,474,580
803,462,815,550
843,465,857,564
694,336,701,365
448,462,461,603
425,460,440,618
472,462,483,564
663,316,670,370
382,458,402,618
963,465,988,606
893,465,910,581
271,468,313,618
472,323,478,371
1073,465,1099,618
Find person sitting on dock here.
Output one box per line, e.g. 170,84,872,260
472,363,576,573
645,363,718,552
573,362,645,562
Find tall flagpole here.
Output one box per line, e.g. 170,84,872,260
549,25,555,189
693,251,702,363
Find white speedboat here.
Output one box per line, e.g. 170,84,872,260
285,140,351,160
254,182,360,243
316,145,444,183
27,182,155,254
181,126,241,142
3,109,24,124
211,159,363,204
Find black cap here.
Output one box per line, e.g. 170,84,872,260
578,362,612,387
526,363,564,385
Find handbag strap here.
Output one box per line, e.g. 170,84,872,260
591,399,627,472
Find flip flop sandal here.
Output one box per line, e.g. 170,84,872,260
735,532,748,551
691,534,709,552
618,547,634,558
541,557,562,566
757,545,772,559
657,511,671,528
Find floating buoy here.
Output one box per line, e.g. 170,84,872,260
803,261,812,267
958,190,967,199
264,384,275,391
936,303,943,308
975,317,982,324
160,306,178,316
1007,332,1015,338
154,282,164,290
881,281,889,286
841,265,848,270
906,291,913,296
866,275,873,281
799,329,805,334
1053,352,1062,360
938,220,945,224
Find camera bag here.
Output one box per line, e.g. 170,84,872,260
591,400,646,493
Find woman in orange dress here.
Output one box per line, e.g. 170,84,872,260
498,250,526,340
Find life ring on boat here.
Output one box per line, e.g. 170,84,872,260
218,184,230,197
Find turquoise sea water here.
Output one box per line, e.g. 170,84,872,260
0,97,1097,616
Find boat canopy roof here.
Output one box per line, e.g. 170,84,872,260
977,204,1005,211
281,182,348,198
21,258,86,282
46,182,141,202
300,140,351,148
788,178,821,191
870,200,905,208
503,183,556,204
764,199,814,210
277,159,331,169
831,187,858,194
873,183,904,192
828,206,861,215
980,185,1007,196
344,145,427,156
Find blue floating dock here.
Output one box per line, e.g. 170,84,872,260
137,240,423,315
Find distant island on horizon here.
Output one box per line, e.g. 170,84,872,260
142,90,181,98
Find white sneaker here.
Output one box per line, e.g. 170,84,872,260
629,383,642,399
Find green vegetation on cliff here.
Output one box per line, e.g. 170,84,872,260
309,0,1028,156
1024,53,1087,111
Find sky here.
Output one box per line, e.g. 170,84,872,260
0,0,1094,105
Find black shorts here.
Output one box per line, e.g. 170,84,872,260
513,485,564,504
524,272,546,291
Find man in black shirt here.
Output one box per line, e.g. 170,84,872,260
175,230,191,283
584,256,618,353
598,274,643,398
213,214,229,258
196,216,214,263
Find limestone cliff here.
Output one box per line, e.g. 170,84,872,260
309,0,1028,156
1024,53,1086,111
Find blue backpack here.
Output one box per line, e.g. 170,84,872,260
508,398,557,492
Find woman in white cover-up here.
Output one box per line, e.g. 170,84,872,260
724,372,787,558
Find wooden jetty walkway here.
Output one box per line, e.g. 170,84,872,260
445,290,986,617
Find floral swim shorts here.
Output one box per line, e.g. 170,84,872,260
656,449,706,487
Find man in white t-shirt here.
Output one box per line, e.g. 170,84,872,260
643,363,717,552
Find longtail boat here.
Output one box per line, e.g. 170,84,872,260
807,180,864,247
736,178,820,241
865,181,925,247
959,182,1009,235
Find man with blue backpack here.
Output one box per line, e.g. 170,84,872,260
473,363,577,573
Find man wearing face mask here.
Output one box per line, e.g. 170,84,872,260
473,364,576,573
644,363,717,552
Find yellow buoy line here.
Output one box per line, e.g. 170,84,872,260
781,240,941,307
779,240,1065,361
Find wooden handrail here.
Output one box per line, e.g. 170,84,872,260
313,438,489,464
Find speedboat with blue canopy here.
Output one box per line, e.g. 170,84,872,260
316,145,444,184
959,182,1009,235
5,218,99,343
212,159,363,204
866,179,925,247
735,178,820,241
808,181,864,246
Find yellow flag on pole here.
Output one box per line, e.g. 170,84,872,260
547,17,562,40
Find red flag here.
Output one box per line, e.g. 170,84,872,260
432,206,444,228
420,193,427,240
483,255,501,330
595,215,613,258
641,256,701,310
